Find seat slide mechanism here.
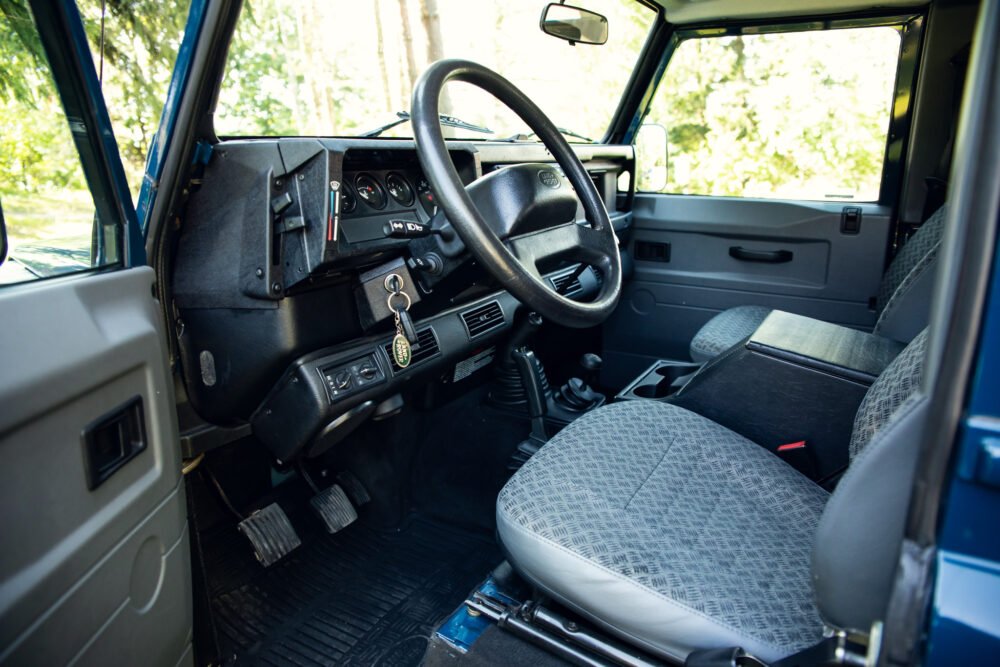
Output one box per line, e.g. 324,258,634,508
465,592,662,667
465,591,871,667
685,633,869,667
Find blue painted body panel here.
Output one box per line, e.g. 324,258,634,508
60,0,145,265
927,240,1000,664
435,577,518,652
135,0,209,235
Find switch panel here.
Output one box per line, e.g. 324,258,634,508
319,353,386,402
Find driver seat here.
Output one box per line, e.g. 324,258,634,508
497,330,930,662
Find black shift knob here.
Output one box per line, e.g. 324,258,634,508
580,353,602,373
579,353,602,388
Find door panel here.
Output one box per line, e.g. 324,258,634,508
0,268,191,665
603,195,890,387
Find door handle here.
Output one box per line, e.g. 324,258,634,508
82,396,147,490
729,246,793,263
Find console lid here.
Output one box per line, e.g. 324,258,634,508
748,311,904,385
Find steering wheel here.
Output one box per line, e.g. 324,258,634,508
411,60,622,329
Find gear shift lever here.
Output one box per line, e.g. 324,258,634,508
552,353,606,414
579,353,602,388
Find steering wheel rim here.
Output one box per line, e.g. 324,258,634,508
411,59,622,329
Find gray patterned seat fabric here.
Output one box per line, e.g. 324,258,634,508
688,208,946,362
688,305,773,362
497,331,929,663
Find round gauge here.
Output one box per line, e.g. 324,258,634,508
415,176,436,216
385,172,415,206
354,173,387,210
340,183,357,214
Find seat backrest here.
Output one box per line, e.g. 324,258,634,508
873,209,946,341
811,330,929,633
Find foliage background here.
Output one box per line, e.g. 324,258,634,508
641,28,901,201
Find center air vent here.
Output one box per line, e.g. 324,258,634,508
551,272,583,296
461,300,504,339
383,328,440,372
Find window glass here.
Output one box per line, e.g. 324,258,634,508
638,27,901,201
0,4,106,285
0,1,191,286
215,0,656,142
77,0,192,199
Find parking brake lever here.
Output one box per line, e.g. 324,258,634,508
511,347,548,445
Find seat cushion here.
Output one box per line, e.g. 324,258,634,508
497,401,829,662
689,305,772,362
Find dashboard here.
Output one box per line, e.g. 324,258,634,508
172,138,633,460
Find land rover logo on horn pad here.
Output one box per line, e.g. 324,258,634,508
538,169,561,189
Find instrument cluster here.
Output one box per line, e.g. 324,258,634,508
341,170,437,219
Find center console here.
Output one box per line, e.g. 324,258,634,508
618,311,904,482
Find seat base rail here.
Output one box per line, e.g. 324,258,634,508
684,633,868,667
465,592,668,667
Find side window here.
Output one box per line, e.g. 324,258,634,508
0,5,112,285
638,27,902,202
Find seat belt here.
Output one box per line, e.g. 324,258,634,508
923,43,970,221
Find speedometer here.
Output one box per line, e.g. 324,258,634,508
354,174,387,210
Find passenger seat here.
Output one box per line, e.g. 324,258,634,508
688,206,947,362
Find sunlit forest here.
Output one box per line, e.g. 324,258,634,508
1,0,900,261
643,28,900,201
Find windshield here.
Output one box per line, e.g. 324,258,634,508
215,0,656,141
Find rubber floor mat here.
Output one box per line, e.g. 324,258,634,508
204,513,501,666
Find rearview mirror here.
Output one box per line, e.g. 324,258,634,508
540,3,609,46
0,199,7,268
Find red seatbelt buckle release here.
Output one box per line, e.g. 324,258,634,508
775,440,816,478
777,440,807,452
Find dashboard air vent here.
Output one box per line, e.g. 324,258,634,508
460,301,505,339
551,272,583,296
383,328,439,372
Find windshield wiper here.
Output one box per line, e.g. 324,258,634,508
360,111,493,138
502,126,594,143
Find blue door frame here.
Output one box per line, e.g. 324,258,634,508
47,0,210,264
926,237,1000,661
34,0,144,265
135,0,209,236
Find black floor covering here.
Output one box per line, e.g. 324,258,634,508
411,385,529,531
204,507,501,666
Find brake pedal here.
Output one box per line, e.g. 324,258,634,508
311,484,358,533
238,503,301,567
336,471,371,506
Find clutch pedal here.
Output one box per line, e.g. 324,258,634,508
336,470,371,507
238,502,301,567
311,484,358,533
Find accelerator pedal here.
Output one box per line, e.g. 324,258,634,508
336,471,371,507
238,503,301,567
311,484,358,534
